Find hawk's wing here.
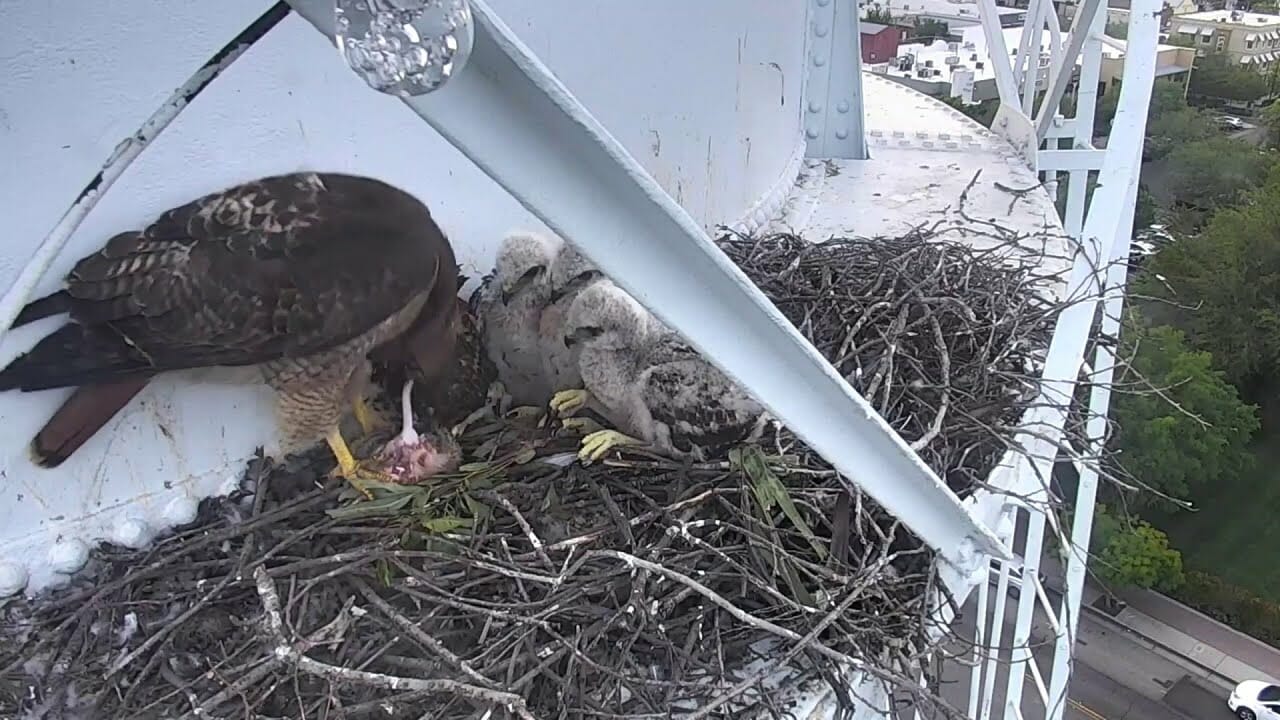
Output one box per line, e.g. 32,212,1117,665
639,335,763,457
1,172,449,392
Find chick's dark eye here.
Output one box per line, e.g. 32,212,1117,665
584,326,604,338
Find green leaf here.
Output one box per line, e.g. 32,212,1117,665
421,516,473,534
734,446,827,560
325,493,414,520
375,558,394,587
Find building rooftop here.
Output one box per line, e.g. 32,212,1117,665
862,21,893,33
862,0,1025,24
871,24,1184,89
1177,9,1280,26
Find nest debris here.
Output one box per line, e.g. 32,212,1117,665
0,228,1065,720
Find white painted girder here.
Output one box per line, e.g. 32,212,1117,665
285,0,1010,569
999,0,1162,711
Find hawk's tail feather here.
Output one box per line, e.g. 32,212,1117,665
12,290,74,328
0,323,153,392
30,378,151,468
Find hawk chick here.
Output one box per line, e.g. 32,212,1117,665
561,283,767,463
475,231,560,406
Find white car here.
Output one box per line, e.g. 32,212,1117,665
1228,679,1280,720
1218,115,1247,131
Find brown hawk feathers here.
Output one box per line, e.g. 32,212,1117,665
0,172,459,487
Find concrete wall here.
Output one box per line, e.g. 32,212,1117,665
0,0,809,594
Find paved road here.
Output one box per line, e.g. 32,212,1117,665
906,585,1239,720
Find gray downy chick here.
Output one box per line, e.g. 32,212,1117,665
563,283,766,461
475,231,561,406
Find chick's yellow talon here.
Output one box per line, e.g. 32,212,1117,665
560,417,604,435
353,396,390,436
550,388,591,417
578,429,642,464
326,429,392,499
505,405,545,424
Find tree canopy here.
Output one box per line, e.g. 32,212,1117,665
910,17,949,40
864,5,894,23
1261,100,1280,146
1091,506,1185,591
1110,317,1260,506
1096,82,1212,158
1189,53,1270,103
1140,163,1280,388
1164,137,1276,212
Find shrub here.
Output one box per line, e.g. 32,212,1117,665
1171,571,1280,647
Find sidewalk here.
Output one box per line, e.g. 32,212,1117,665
1040,555,1280,687
1114,587,1280,684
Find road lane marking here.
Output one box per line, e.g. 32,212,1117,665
1069,698,1108,720
1017,669,1108,720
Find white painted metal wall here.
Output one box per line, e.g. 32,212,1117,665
0,0,808,596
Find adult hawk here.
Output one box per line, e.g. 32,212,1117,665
0,171,458,494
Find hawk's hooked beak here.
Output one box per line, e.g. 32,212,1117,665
549,271,602,304
503,266,545,306
564,326,600,348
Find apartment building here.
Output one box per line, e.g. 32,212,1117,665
1173,9,1280,71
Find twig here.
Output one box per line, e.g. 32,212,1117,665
253,566,539,720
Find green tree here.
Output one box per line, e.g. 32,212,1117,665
1096,82,1210,153
911,17,949,40
1189,52,1270,103
1134,182,1158,229
1261,100,1280,146
1144,106,1216,159
1105,21,1128,39
1111,316,1260,505
864,5,894,23
1164,137,1275,212
1140,163,1280,388
1091,507,1185,591
940,95,998,127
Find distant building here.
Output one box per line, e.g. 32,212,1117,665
868,24,1194,102
861,21,909,63
1099,35,1196,95
860,0,1027,28
1172,9,1280,72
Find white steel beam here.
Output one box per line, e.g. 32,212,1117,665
1063,3,1107,236
969,576,991,719
286,0,1009,568
979,556,1017,720
1037,148,1106,172
1015,0,1046,113
1035,0,1107,140
1001,0,1161,711
805,0,868,159
1045,168,1138,720
977,0,1022,104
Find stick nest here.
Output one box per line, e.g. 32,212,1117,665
0,230,1059,720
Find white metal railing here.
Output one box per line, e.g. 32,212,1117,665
961,0,1161,717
